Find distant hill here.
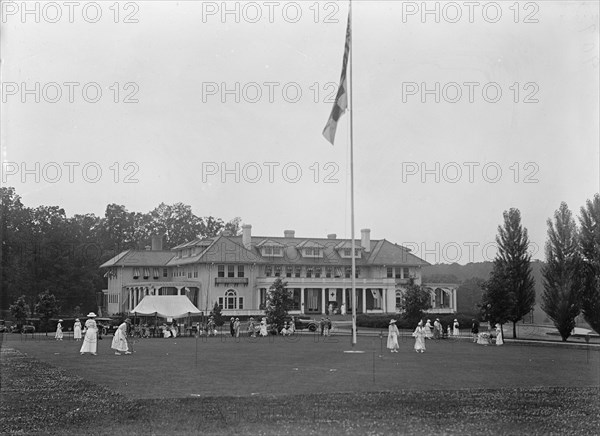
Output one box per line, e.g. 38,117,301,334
423,261,550,324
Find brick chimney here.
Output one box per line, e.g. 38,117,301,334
284,230,295,238
242,224,252,249
327,234,337,239
361,229,371,252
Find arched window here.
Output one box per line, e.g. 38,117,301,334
395,289,405,310
218,289,244,310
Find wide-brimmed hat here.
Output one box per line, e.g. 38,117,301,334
125,318,132,323
389,319,396,324
418,320,423,326
435,318,439,321
58,319,63,322
250,317,255,320
231,317,235,320
86,312,97,318
454,319,458,321
75,318,80,321
235,318,239,320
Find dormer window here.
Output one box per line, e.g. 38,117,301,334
340,247,361,258
260,242,284,257
303,247,322,257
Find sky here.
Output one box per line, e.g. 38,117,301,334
1,0,599,264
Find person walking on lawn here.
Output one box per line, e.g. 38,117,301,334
387,319,400,353
112,318,132,355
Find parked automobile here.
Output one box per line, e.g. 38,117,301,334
95,318,120,335
291,316,319,332
12,324,36,334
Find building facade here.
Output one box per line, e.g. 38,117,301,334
100,226,459,317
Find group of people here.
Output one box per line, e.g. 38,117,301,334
71,312,132,356
387,318,505,353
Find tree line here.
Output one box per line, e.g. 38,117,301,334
1,186,241,318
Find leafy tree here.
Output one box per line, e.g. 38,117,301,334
223,217,242,236
399,280,432,326
210,301,224,327
487,208,536,339
541,203,582,341
480,265,514,332
578,194,600,334
148,203,203,248
265,277,292,331
34,290,60,334
200,216,225,238
9,295,30,329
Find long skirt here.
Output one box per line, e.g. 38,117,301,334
496,331,504,345
414,336,426,352
80,329,97,353
111,330,129,352
55,327,63,340
74,326,82,340
387,333,399,350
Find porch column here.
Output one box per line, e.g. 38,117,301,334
321,288,326,314
452,288,457,312
300,288,305,314
128,288,132,311
362,288,366,313
176,286,183,296
342,287,346,309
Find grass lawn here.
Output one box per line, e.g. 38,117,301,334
1,333,599,435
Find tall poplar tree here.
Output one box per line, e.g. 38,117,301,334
578,194,600,334
541,202,581,341
484,208,536,339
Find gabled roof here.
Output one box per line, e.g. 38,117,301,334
100,250,174,268
365,239,430,266
172,237,216,250
334,240,362,250
295,240,326,249
167,235,268,266
255,239,285,248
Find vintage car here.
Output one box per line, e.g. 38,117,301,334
291,317,320,332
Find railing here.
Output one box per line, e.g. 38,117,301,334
215,277,249,286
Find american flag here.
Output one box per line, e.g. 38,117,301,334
322,11,351,145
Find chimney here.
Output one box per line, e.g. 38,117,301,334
151,235,163,251
284,230,295,238
361,229,371,252
242,224,252,249
327,234,337,239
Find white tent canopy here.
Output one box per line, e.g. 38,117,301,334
130,296,202,318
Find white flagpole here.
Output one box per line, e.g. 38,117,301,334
348,0,357,347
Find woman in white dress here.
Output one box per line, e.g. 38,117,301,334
424,319,433,339
495,323,504,346
73,319,82,341
80,313,98,355
288,317,295,335
387,319,400,352
453,319,460,337
111,319,131,355
413,320,426,353
259,318,268,337
55,319,63,341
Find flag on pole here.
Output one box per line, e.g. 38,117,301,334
322,10,351,145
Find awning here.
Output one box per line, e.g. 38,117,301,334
129,296,202,318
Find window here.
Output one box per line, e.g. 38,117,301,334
355,267,361,278
238,265,244,278
264,246,273,255
343,248,351,256
274,265,282,277
272,246,282,256
315,267,322,278
265,265,272,277
387,267,393,278
286,266,293,277
194,268,198,278
355,248,361,257
305,248,313,256
294,266,301,278
259,288,267,309
403,267,410,278
153,268,159,279
396,290,403,309
163,268,168,278
218,265,225,278
345,267,351,278
133,268,140,279
228,265,235,278
306,266,313,278
143,268,150,279
395,268,401,279
334,267,342,278
326,267,332,278
225,290,237,309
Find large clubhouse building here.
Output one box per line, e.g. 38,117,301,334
100,226,459,317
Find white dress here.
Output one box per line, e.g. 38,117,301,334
387,324,399,351
111,323,129,353
80,319,98,354
73,321,82,340
413,326,426,352
424,321,433,339
453,321,460,336
496,326,504,345
259,321,267,337
55,323,63,340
